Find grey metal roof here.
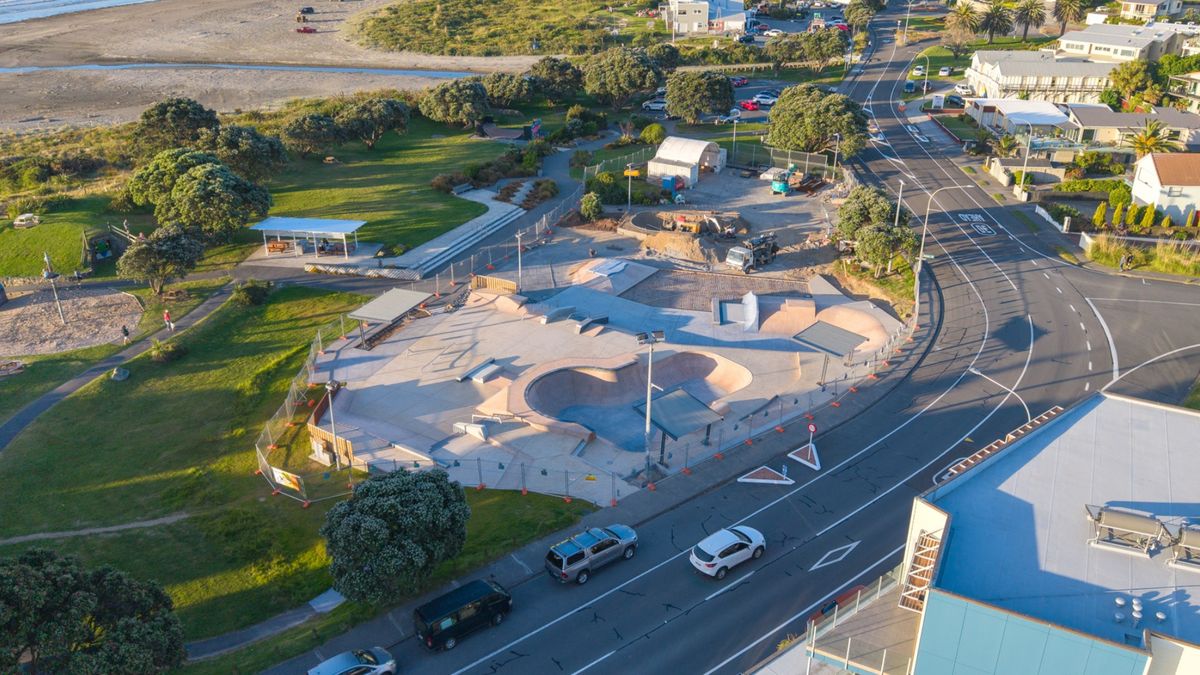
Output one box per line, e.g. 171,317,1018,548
250,216,366,235
928,393,1200,647
1060,27,1160,50
633,387,722,441
792,320,867,357
974,51,1117,79
1068,105,1200,131
348,288,433,323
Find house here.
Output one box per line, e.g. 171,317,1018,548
965,51,1116,104
1058,22,1198,62
1132,152,1200,222
1120,0,1182,21
1168,71,1200,113
783,393,1200,675
1065,105,1200,148
646,136,727,188
965,98,1072,135
661,0,746,34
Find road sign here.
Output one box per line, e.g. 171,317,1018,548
623,169,640,177
807,423,817,433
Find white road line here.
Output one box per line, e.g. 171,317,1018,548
1085,298,1200,307
570,650,616,675
1087,340,1092,351
510,553,532,575
1069,304,1077,313
1031,260,1038,266
705,571,755,602
1043,272,1050,279
387,611,406,636
1088,361,1093,371
1080,322,1086,332
1056,287,1063,294
1085,298,1120,381
1085,382,1091,391
1103,343,1200,390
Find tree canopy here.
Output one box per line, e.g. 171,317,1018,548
665,71,734,124
765,84,868,158
1124,119,1182,158
1052,0,1084,36
135,97,219,156
645,43,681,72
529,57,583,103
980,0,1014,43
117,223,205,295
321,469,470,605
196,125,288,181
127,148,221,208
419,79,490,127
155,163,271,241
582,47,661,109
335,98,411,150
0,549,185,674
479,73,535,108
1014,0,1047,41
1109,60,1155,102
282,114,346,158
836,186,917,277
946,3,980,35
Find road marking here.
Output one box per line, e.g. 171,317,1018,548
810,541,861,571
1087,340,1092,351
1085,298,1120,382
1085,382,1091,391
1056,287,1062,294
510,553,532,575
1080,322,1086,332
387,611,406,636
570,650,616,675
702,545,904,675
1043,272,1050,279
1103,343,1200,390
705,571,756,602
1088,361,1093,371
1069,304,1077,313
1031,260,1038,266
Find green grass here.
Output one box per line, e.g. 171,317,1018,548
354,0,668,56
1184,380,1200,411
834,256,916,319
1087,235,1200,276
993,193,1006,202
933,114,978,142
961,165,977,174
0,196,154,278
1010,210,1040,234
269,118,508,253
0,277,229,425
1055,246,1081,264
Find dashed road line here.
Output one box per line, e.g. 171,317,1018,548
1080,322,1086,332
1056,287,1063,294
1069,304,1077,313
1089,361,1093,371
1087,340,1092,351
571,650,616,675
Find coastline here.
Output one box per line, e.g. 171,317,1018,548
0,0,160,26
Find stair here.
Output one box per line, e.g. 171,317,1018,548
899,530,942,612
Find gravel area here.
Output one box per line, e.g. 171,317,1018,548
0,286,143,357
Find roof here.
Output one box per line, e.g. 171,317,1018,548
696,528,740,555
792,320,867,357
1060,26,1161,50
654,136,719,167
415,579,498,621
633,387,723,440
972,50,1117,79
1142,152,1200,186
1068,105,1200,131
249,216,366,236
347,288,433,323
927,394,1200,648
986,99,1071,127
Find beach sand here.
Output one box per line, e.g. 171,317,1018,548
0,0,539,131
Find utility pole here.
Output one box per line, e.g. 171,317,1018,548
636,330,665,483
515,231,524,292
326,380,342,471
626,162,634,211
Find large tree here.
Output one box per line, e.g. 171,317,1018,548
764,33,809,69
766,84,868,158
844,0,877,31
336,98,411,150
582,47,661,109
418,79,489,126
528,57,583,103
116,223,205,295
282,113,345,157
135,97,219,156
156,164,271,241
804,28,850,70
980,0,1014,44
1014,0,1047,41
1052,0,1085,36
321,469,470,605
645,43,681,72
665,71,734,124
1124,119,1182,158
196,125,288,181
835,185,907,242
0,549,185,674
946,2,980,36
479,73,534,108
127,148,221,208
1109,60,1155,103
941,29,972,60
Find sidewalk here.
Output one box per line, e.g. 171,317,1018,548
0,281,234,451
190,267,944,667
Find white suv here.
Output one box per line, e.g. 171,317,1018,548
955,82,974,96
690,526,765,579
642,98,668,111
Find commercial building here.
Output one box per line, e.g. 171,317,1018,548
783,393,1200,675
1132,152,1200,222
1120,0,1182,21
1058,22,1198,62
965,51,1116,104
1065,104,1200,148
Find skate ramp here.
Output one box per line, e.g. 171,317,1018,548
759,297,817,335
813,304,889,353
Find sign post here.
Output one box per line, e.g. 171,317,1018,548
624,164,639,212
808,422,817,448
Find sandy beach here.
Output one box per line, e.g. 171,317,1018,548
0,0,538,130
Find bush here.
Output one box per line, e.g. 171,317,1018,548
1064,166,1085,181
430,172,468,193
585,171,663,205
570,150,594,168
640,123,667,145
4,194,67,218
1045,202,1082,227
231,279,271,306
580,192,602,221
1054,179,1131,205
148,338,188,363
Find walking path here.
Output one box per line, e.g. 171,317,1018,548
0,513,189,545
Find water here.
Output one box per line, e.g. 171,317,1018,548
0,62,474,79
0,0,160,25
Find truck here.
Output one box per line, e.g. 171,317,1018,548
725,233,779,273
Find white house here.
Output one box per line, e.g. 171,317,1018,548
965,51,1116,104
1120,0,1182,21
1065,104,1200,148
647,136,726,188
966,98,1071,135
1131,152,1200,222
661,0,746,34
1058,22,1198,62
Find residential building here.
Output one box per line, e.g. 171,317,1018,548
965,51,1116,104
1120,0,1182,21
779,394,1200,675
661,0,746,34
965,98,1072,135
1168,71,1200,113
1132,152,1200,222
1058,22,1198,62
1065,104,1200,148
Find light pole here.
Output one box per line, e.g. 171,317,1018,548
915,185,973,319
515,231,524,292
919,53,930,95
626,162,634,212
893,179,905,230
326,380,342,471
1018,121,1035,199
902,0,912,45
831,132,842,183
732,117,739,161
636,330,665,483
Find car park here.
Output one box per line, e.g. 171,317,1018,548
738,99,761,111
690,526,765,579
545,525,638,584
414,579,512,651
729,75,749,86
642,98,667,111
307,648,395,675
938,66,952,76
717,108,742,123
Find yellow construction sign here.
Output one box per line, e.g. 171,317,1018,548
623,169,640,177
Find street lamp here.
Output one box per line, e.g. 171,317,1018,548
636,330,665,483
732,117,739,161
918,53,930,95
626,162,634,212
325,380,342,471
515,231,524,292
1018,121,1035,199
831,132,842,183
915,185,973,320
894,179,905,230
902,0,912,45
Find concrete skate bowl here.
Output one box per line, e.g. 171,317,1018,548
521,351,751,452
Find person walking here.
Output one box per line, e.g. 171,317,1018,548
121,325,130,345
163,309,175,332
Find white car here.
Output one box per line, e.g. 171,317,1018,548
764,28,785,36
690,526,766,579
955,82,974,96
308,648,396,675
751,93,778,106
717,108,742,123
642,98,668,111
912,65,925,77
938,66,952,76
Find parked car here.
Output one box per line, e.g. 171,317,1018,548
295,25,316,33
736,33,757,43
11,213,40,228
751,93,777,105
762,88,782,97
738,99,760,111
938,66,952,76
545,525,638,585
945,94,965,107
690,526,765,579
903,80,916,93
298,5,315,13
414,579,512,651
717,108,742,123
955,82,974,96
833,23,849,31
642,98,668,111
307,648,395,675
912,65,925,77
753,24,769,32
655,87,667,97
764,28,785,36
729,75,749,86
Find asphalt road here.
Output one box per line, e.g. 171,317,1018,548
275,11,1200,675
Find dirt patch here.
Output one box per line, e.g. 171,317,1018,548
641,231,724,265
0,285,143,357
559,212,619,231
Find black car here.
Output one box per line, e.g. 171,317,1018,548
736,33,756,44
299,6,315,13
414,579,512,651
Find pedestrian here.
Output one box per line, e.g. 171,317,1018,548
163,309,175,332
121,325,129,345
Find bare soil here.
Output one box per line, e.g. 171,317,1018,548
0,285,143,356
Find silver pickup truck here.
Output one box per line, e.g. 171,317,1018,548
545,525,638,585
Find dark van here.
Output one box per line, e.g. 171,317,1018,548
414,579,512,651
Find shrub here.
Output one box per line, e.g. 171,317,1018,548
640,123,667,145
430,172,468,193
1054,179,1130,205
148,338,188,363
231,279,271,306
1125,203,1140,228
1064,166,1085,181
1046,202,1082,227
1092,202,1108,229
533,179,559,200
570,150,594,168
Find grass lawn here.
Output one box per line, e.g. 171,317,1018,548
354,0,667,56
932,113,978,142
833,256,916,319
0,196,154,278
1010,209,1041,234
913,36,1056,81
0,276,229,425
269,118,509,253
1185,379,1200,411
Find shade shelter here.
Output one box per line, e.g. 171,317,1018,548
249,217,367,260
346,288,433,349
634,387,724,462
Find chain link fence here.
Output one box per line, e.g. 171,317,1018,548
581,146,657,183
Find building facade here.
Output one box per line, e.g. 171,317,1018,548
965,51,1116,104
661,0,746,34
1120,0,1182,21
1132,152,1200,222
1065,105,1200,148
1058,22,1197,62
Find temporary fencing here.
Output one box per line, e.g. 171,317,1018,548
581,146,657,183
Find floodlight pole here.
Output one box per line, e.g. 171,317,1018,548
637,330,665,485
732,118,739,160
903,0,912,45
42,251,66,325
326,380,342,471
894,179,905,230
1019,121,1035,198
626,162,634,212
831,132,841,183
515,231,524,293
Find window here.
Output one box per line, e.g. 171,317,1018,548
719,543,742,558
459,602,479,620
566,550,586,566
437,616,456,631
592,539,617,554
1169,186,1184,196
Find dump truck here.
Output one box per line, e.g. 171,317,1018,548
724,233,779,273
